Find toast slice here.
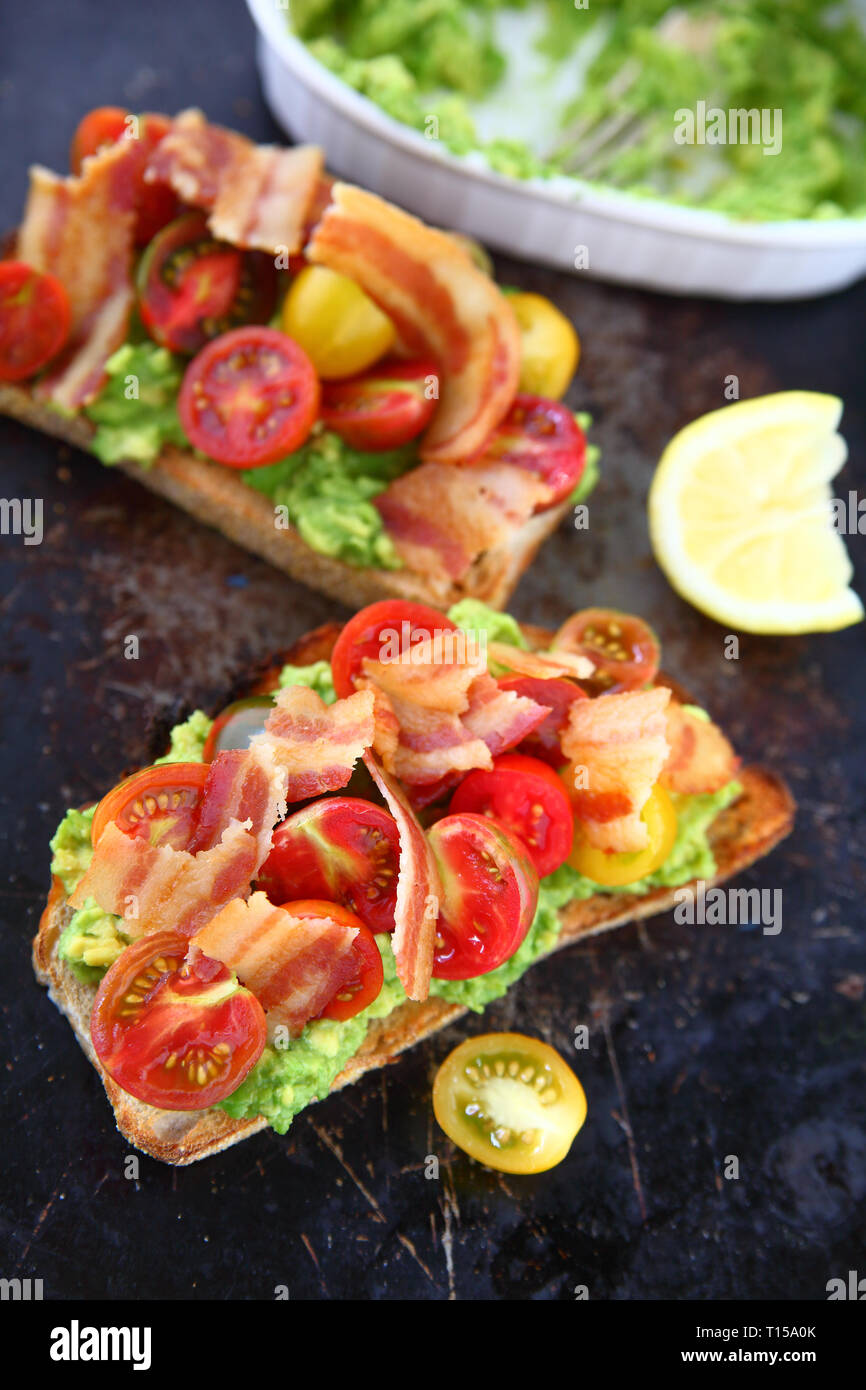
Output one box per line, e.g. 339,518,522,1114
0,381,572,610
32,621,795,1165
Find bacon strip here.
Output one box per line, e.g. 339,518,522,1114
192,892,359,1038
360,635,549,787
487,642,595,683
145,108,323,254
363,754,441,1002
17,142,138,409
376,459,552,583
561,687,671,853
187,744,286,859
70,819,262,939
255,686,375,803
661,701,739,795
308,182,521,462
462,672,551,758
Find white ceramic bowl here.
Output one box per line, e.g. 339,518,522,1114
248,0,866,301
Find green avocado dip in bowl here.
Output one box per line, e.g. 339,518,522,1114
249,0,866,297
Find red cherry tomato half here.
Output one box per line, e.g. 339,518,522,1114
138,213,278,356
472,394,586,505
552,608,661,694
331,599,457,698
0,262,71,382
70,106,129,171
90,930,266,1109
449,752,574,877
90,762,210,851
282,899,384,1021
178,326,320,468
202,696,276,763
430,812,538,980
70,107,179,246
258,796,400,934
321,357,439,451
497,675,586,767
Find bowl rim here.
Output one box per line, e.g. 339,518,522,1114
248,0,866,250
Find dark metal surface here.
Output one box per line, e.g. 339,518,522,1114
1,0,864,1302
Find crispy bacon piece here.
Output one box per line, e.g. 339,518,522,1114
487,642,595,683
192,892,359,1037
359,638,549,787
376,459,552,583
254,686,375,804
561,687,671,853
17,141,138,409
360,630,487,712
307,182,521,462
661,701,739,796
462,672,552,758
144,108,323,254
70,819,262,939
187,744,286,859
363,754,441,1002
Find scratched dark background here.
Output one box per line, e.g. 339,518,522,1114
1,0,864,1303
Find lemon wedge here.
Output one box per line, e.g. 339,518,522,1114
648,392,863,634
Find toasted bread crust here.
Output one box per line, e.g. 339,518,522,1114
32,623,795,1164
0,381,570,610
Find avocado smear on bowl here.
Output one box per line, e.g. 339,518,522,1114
49,608,739,1133
292,0,866,222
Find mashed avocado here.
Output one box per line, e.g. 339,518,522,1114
58,900,130,985
154,709,213,764
48,647,739,1131
50,805,98,896
86,342,189,465
277,659,336,703
447,598,529,650
50,807,129,984
242,429,414,570
294,0,866,222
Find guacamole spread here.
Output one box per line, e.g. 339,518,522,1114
49,632,738,1132
293,0,866,221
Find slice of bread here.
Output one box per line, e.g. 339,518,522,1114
0,381,572,610
32,621,795,1165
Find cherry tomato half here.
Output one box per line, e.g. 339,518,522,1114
449,753,574,877
471,394,586,505
70,106,129,170
497,675,586,767
331,599,457,699
552,609,661,695
564,782,678,886
281,264,395,379
257,797,400,934
138,213,278,356
321,357,439,452
90,762,209,850
202,696,275,763
0,262,71,382
91,930,266,1109
178,326,320,468
430,813,538,980
283,899,384,1021
70,107,178,246
433,1032,587,1174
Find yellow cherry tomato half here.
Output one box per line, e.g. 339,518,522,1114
281,265,396,379
509,291,580,400
564,782,678,886
433,1032,587,1174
